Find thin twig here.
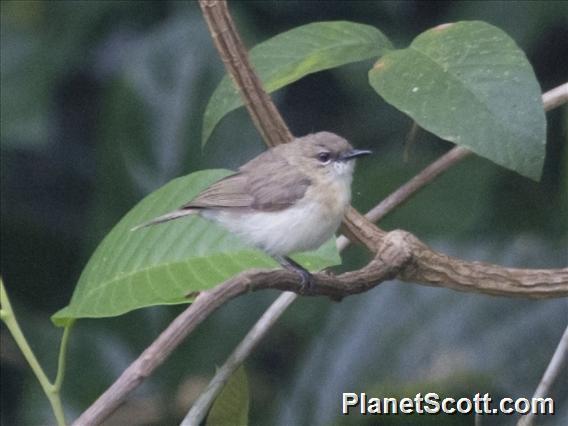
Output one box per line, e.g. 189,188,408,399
337,146,471,251
180,291,298,426
54,323,74,391
403,121,420,162
517,325,568,426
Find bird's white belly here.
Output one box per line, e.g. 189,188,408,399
203,197,344,256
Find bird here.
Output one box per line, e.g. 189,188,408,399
133,131,371,290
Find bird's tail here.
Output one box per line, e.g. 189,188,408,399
130,208,197,231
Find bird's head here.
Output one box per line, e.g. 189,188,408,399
291,132,372,181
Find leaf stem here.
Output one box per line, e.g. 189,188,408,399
0,278,68,426
55,322,74,391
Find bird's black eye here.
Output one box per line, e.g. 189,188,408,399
317,152,331,163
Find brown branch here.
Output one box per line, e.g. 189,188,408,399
74,229,568,425
199,0,293,147
395,231,568,298
71,282,245,426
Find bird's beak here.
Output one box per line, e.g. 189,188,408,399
339,149,372,161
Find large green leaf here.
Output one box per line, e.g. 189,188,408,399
202,21,392,145
52,170,340,325
206,366,249,426
369,21,546,181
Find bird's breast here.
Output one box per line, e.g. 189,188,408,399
306,174,352,220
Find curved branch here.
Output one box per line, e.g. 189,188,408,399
73,228,568,425
394,231,568,298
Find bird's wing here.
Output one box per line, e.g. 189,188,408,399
183,173,254,209
245,165,311,211
185,151,311,212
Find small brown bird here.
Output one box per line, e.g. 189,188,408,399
134,131,371,288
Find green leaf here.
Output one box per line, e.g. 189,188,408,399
52,169,340,325
369,21,546,181
206,366,249,426
202,21,392,145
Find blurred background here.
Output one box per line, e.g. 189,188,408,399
1,1,567,425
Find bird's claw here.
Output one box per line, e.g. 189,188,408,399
297,269,315,295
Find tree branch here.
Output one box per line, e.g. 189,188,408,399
199,0,293,147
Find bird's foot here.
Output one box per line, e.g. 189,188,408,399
295,268,314,295
273,255,315,295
